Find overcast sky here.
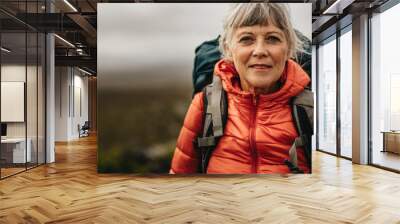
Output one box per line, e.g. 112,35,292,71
98,3,311,90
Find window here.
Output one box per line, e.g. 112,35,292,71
0,1,46,179
370,3,400,171
317,36,337,154
339,28,352,158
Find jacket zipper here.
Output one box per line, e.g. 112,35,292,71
249,95,258,173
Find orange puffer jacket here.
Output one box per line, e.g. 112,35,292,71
170,59,311,174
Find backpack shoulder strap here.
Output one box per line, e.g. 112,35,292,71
196,75,227,173
292,87,314,134
286,87,314,173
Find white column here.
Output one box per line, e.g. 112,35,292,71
55,67,73,141
312,45,317,151
46,33,55,163
352,14,369,164
46,1,55,163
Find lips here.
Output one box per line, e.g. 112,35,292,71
249,64,272,69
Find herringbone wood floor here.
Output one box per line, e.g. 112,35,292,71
1,136,400,224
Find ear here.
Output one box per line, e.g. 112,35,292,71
224,43,233,61
286,49,292,61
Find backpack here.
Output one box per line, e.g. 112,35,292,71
192,34,313,174
192,35,222,96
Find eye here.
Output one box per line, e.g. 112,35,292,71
266,36,281,43
238,36,254,44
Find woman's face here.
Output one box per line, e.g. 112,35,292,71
227,24,289,93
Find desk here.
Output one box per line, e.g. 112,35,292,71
1,138,31,163
381,131,400,154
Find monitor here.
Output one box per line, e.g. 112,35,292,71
1,123,7,137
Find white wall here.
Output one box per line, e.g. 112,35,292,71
1,65,36,138
1,64,26,81
55,66,70,141
1,63,46,164
70,72,89,138
1,65,26,141
55,67,89,141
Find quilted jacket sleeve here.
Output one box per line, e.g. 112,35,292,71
170,92,204,174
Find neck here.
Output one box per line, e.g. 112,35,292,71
241,80,281,95
255,82,281,94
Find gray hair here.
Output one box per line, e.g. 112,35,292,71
219,3,304,60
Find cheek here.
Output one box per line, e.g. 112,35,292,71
232,48,251,66
277,47,289,59
272,49,289,68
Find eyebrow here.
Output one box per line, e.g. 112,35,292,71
237,31,284,37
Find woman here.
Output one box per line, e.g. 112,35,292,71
170,3,311,174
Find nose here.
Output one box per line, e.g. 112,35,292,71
252,39,268,58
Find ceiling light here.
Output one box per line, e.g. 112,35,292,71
63,0,78,12
323,0,343,14
323,0,354,15
54,34,75,48
1,47,11,53
78,67,93,76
